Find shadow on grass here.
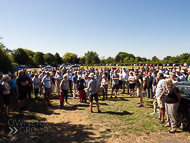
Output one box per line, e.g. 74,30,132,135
0,119,104,143
108,97,129,101
99,111,133,116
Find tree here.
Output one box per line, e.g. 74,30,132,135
54,53,62,64
135,56,142,63
33,52,45,65
116,52,135,63
152,56,159,63
23,49,35,57
123,57,130,63
106,57,115,64
44,53,55,64
63,53,77,64
115,55,122,63
0,43,13,73
12,48,29,65
84,51,100,64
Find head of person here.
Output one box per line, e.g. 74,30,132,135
164,78,175,90
134,71,138,76
114,70,117,74
89,73,94,79
176,69,180,75
46,72,50,77
63,74,67,80
3,74,9,82
130,71,133,76
18,70,23,77
35,73,38,78
95,71,99,76
157,72,164,80
25,72,29,77
42,71,45,75
78,75,82,80
102,74,106,79
11,74,15,80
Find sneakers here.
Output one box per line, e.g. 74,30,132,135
154,117,161,120
158,121,164,124
73,97,75,99
137,105,143,108
137,102,140,105
66,102,70,105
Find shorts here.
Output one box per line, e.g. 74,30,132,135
157,96,165,108
153,99,157,105
2,94,10,106
112,84,119,90
89,92,98,102
34,88,39,95
129,83,135,89
18,92,26,100
44,88,51,97
137,88,143,97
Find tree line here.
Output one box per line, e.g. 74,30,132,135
0,38,190,73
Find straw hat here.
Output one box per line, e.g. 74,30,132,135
89,73,94,78
3,74,9,79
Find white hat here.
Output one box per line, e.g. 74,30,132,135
3,74,9,79
181,70,184,73
176,69,180,72
63,74,67,78
78,75,82,78
89,73,94,78
29,69,31,71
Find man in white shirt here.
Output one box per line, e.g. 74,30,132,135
42,72,51,107
122,67,129,94
66,70,73,93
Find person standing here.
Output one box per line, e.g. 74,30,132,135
25,72,32,99
32,74,41,98
128,71,135,97
77,75,85,103
84,74,90,102
9,74,17,103
84,73,101,113
101,74,109,100
60,74,70,105
1,74,11,118
67,70,73,94
55,71,63,96
38,71,45,96
111,70,119,98
135,71,143,107
164,79,181,133
42,72,52,107
146,72,153,99
122,68,129,94
94,71,102,96
155,72,166,124
72,72,78,99
118,70,123,91
16,70,28,111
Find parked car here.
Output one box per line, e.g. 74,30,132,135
162,64,167,66
173,63,179,66
167,63,173,66
13,65,27,71
174,82,190,131
60,64,71,69
184,63,190,67
42,65,56,71
67,65,80,70
139,64,142,66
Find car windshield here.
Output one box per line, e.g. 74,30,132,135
176,85,190,98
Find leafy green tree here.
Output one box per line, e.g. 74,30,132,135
123,57,129,63
12,48,29,65
152,56,159,63
44,53,55,64
63,52,77,63
23,49,35,57
115,55,122,63
84,51,100,64
135,56,142,63
0,43,13,73
55,53,62,64
106,57,115,64
33,52,45,65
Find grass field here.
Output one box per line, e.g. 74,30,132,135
0,85,190,142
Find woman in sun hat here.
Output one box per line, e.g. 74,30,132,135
1,74,11,118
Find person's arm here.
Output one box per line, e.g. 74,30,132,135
176,93,181,101
160,86,166,98
60,80,63,91
139,79,142,88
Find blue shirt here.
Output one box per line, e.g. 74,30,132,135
156,79,165,97
9,79,17,89
72,75,78,83
153,76,157,86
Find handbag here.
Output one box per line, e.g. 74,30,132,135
60,91,64,107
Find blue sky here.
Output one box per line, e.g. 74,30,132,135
0,0,190,60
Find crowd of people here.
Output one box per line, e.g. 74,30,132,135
0,65,190,133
